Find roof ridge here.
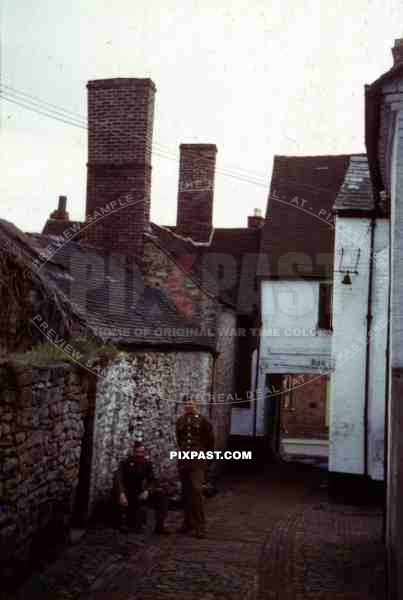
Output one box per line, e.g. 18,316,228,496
150,221,214,247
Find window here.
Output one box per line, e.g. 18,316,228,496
318,283,332,330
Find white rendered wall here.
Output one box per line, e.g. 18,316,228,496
231,279,332,437
259,279,333,371
329,217,388,479
368,219,388,480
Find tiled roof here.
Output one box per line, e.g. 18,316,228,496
0,219,215,350
41,218,261,317
333,155,375,213
365,61,403,197
366,61,403,93
259,154,351,278
31,232,216,350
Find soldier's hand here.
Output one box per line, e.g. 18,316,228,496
119,492,128,507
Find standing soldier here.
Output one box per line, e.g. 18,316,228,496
176,394,215,538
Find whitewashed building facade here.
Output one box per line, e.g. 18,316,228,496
328,155,389,495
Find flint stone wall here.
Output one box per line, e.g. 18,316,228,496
89,349,214,509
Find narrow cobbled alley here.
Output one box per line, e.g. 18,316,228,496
4,464,385,600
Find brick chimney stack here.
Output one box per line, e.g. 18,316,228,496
50,195,69,220
248,208,264,229
85,78,156,260
392,38,403,65
176,144,217,242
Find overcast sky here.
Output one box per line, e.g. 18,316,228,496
1,0,402,233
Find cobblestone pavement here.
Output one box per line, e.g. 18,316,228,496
259,491,385,600
4,464,385,600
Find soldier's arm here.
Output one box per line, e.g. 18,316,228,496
203,418,215,451
145,461,162,493
114,461,126,496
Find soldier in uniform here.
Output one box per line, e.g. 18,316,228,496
176,395,215,538
114,441,170,535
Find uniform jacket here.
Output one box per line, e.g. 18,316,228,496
114,458,156,499
176,413,215,454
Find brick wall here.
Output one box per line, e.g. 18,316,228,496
176,144,217,242
84,78,156,260
0,364,86,581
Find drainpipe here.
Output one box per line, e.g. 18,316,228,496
364,215,376,479
383,192,391,541
252,316,261,440
252,342,259,440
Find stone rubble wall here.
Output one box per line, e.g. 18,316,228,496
0,363,86,579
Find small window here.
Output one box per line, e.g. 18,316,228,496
318,283,332,330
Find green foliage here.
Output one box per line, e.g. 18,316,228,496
10,337,118,368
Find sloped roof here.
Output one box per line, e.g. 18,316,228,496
333,155,375,214
0,219,215,351
259,154,351,278
41,218,261,317
0,219,78,352
365,61,403,194
366,61,403,93
30,232,216,350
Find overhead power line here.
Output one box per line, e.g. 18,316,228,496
1,83,271,189
1,82,270,178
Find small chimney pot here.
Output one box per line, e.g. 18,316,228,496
50,195,69,220
248,208,265,229
392,38,403,65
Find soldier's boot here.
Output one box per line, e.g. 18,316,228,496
153,493,170,535
154,519,170,535
119,507,129,534
134,506,147,533
176,517,193,534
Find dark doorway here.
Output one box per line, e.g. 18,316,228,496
264,374,282,457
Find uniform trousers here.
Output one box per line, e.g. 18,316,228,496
178,460,206,533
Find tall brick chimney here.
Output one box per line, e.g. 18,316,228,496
176,144,217,242
392,38,403,65
85,78,156,260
